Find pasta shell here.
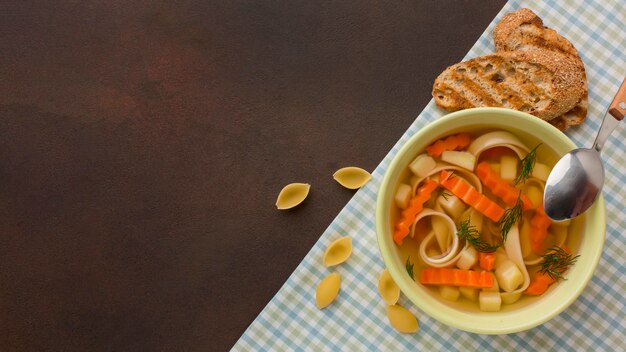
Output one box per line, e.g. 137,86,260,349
275,183,311,209
378,269,400,305
323,236,352,267
386,304,419,333
333,167,372,189
316,272,341,309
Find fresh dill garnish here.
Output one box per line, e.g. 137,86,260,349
457,218,501,252
498,192,523,242
539,246,580,281
405,256,415,279
514,143,541,185
441,191,452,201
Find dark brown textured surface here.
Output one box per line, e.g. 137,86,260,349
0,1,505,351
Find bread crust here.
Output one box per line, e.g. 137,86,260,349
493,8,588,130
432,50,585,122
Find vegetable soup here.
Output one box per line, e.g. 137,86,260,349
390,130,581,312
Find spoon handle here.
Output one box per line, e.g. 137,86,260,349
608,78,626,121
593,78,625,152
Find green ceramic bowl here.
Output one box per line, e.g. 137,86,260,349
376,107,605,334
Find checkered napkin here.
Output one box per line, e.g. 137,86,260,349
233,1,626,350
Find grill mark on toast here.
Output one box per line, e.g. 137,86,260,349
433,82,473,110
442,68,483,108
516,25,577,57
488,56,551,114
469,57,528,110
467,64,521,109
457,74,498,107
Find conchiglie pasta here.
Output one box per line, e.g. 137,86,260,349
276,183,310,209
323,236,352,267
386,304,419,333
333,166,371,189
378,269,400,305
316,273,341,309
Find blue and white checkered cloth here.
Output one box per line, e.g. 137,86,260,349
233,0,626,350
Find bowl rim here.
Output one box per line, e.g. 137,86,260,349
375,107,606,334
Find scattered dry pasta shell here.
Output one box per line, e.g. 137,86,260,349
323,236,352,267
378,269,400,305
386,304,419,333
275,183,311,209
316,272,341,309
333,167,372,189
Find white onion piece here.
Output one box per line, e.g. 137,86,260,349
410,162,483,196
502,224,530,303
416,209,468,268
467,131,529,160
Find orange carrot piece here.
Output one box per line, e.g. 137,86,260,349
478,252,496,271
419,268,494,288
426,133,472,157
479,146,514,160
524,272,555,296
439,170,505,222
464,188,481,205
393,178,438,245
530,204,552,254
476,162,533,211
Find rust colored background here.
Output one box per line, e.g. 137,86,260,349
0,1,505,351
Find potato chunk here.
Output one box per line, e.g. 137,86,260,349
479,291,502,312
409,154,436,177
441,151,476,171
459,286,479,302
500,155,518,181
495,259,524,292
439,285,460,302
394,183,412,209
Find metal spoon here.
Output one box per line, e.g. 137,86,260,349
544,78,626,221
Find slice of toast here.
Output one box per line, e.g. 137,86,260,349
432,50,585,122
493,8,588,130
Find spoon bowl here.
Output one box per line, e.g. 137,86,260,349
544,148,604,221
544,78,625,221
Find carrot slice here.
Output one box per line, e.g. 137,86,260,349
426,133,472,157
439,170,505,222
419,268,494,288
393,178,438,245
476,162,533,211
524,272,555,296
478,252,496,271
525,246,573,296
530,203,552,254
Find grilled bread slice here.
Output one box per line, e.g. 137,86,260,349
432,50,585,122
494,8,588,130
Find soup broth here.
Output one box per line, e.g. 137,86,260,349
390,128,581,312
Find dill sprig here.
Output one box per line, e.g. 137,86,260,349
514,143,541,185
456,218,501,252
441,191,452,201
405,256,415,280
498,192,523,242
540,247,580,281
